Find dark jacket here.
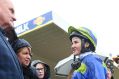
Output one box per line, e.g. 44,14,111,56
23,66,38,79
0,28,24,79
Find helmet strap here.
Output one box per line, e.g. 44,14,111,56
80,39,86,53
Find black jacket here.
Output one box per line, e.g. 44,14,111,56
23,66,38,79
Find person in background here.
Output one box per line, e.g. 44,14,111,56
12,39,38,79
107,68,114,79
105,58,114,79
68,26,107,79
31,60,51,79
113,55,119,68
0,0,24,79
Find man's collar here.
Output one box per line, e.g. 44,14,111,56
0,27,6,35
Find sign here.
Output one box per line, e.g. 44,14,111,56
15,11,53,35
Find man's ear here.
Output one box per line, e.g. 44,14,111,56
85,42,90,48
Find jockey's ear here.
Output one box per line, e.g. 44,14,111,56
85,42,89,48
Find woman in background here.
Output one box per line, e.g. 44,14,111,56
31,60,50,79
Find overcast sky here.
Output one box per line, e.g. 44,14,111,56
11,0,119,57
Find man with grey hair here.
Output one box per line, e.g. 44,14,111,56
0,0,24,79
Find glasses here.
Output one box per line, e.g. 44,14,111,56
36,68,44,71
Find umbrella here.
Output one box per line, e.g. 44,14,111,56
54,54,79,76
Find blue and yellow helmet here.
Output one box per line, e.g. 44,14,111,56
68,26,97,51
